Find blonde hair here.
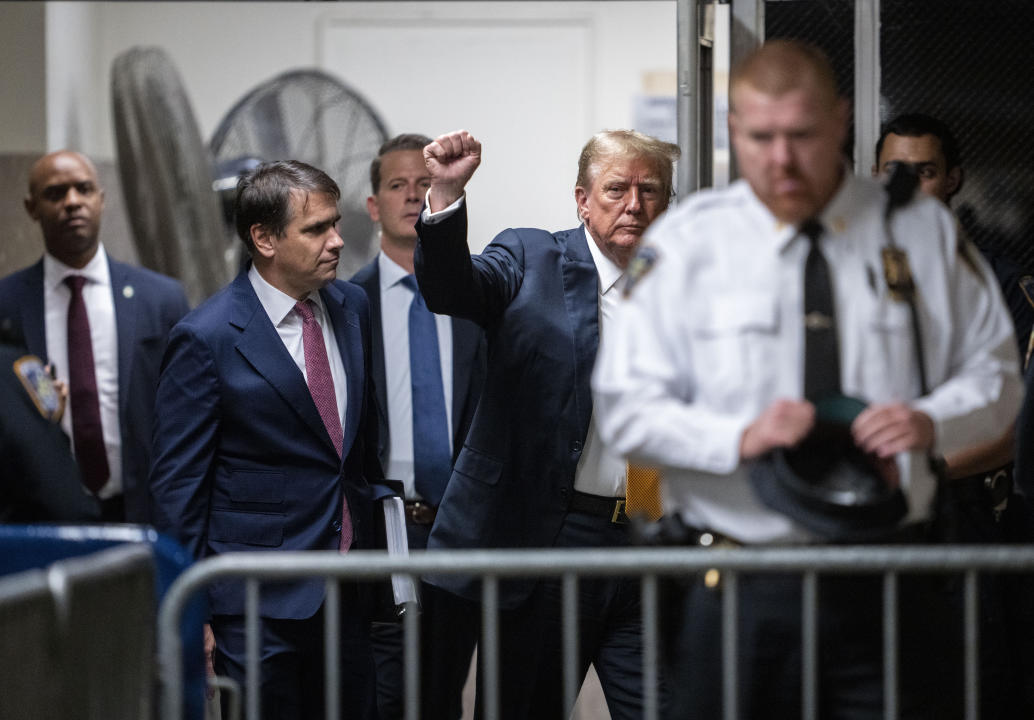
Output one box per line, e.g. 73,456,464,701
575,130,680,199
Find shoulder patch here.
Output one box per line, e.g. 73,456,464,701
622,245,660,297
14,355,61,422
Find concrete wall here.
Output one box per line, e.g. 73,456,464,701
65,2,674,250
0,3,47,154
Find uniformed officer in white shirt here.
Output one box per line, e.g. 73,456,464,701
593,40,1022,719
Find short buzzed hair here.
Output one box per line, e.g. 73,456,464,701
875,113,961,171
234,160,340,251
370,133,433,194
730,39,839,111
27,150,100,197
575,130,681,202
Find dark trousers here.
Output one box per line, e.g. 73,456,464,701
371,520,478,720
948,487,1034,719
98,494,125,522
474,510,657,720
212,589,377,720
664,571,963,720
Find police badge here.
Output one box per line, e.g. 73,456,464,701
881,246,916,303
14,355,62,422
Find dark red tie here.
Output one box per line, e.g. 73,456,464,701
295,300,352,551
64,275,110,493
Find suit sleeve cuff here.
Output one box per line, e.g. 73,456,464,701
421,191,465,224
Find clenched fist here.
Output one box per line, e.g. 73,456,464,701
424,130,482,212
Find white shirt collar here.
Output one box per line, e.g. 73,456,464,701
582,226,624,295
248,264,328,326
741,164,855,254
43,243,110,291
377,251,412,292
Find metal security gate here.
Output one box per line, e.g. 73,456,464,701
713,0,1034,274
0,544,156,720
157,545,1034,720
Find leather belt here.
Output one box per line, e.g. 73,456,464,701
404,500,437,525
569,491,628,524
950,464,1012,508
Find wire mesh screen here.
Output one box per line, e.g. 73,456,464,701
762,0,1034,345
880,1,1034,277
765,0,855,161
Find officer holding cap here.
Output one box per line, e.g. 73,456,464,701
593,40,1021,719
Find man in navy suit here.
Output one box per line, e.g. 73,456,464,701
352,134,484,720
150,161,388,719
0,150,189,522
415,130,679,719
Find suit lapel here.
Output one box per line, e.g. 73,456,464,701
321,282,363,457
560,226,600,437
108,259,137,416
355,263,389,444
20,261,47,359
231,273,336,454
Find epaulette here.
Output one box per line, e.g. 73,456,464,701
622,245,660,298
954,229,983,280
683,186,745,215
13,355,62,422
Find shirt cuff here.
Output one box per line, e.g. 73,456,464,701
421,190,465,224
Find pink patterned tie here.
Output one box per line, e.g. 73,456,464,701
295,300,352,551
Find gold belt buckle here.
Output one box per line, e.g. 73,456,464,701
611,499,628,524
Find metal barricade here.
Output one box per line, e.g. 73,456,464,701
157,545,1034,720
0,543,156,720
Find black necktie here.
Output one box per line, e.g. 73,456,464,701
802,220,841,400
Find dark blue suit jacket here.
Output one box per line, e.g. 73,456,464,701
149,270,389,619
415,205,600,607
350,257,485,488
0,255,190,522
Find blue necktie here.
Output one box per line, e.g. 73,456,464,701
401,275,452,505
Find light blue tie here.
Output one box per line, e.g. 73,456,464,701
401,275,452,505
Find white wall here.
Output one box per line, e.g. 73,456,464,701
0,2,47,153
46,2,102,152
42,1,676,248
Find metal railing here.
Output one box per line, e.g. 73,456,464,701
157,545,1034,720
0,543,156,720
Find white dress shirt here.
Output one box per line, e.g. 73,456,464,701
593,174,1022,543
248,265,347,431
378,251,454,498
44,245,122,499
573,227,629,498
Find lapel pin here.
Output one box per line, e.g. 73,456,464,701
123,284,135,299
